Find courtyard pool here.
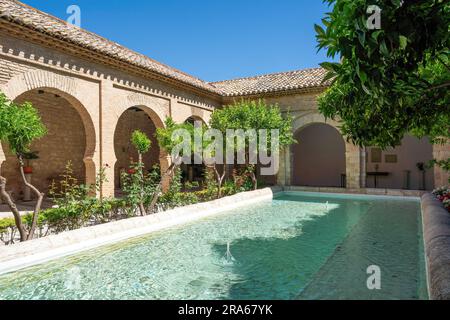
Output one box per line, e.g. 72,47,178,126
0,192,428,300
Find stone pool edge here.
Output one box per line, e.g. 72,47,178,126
421,193,450,300
0,187,282,275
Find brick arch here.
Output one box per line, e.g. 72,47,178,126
290,113,362,189
109,94,172,196
0,70,97,187
184,115,208,126
113,93,168,129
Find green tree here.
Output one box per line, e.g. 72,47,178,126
149,118,195,212
315,0,449,179
0,92,47,241
129,130,152,215
210,99,295,190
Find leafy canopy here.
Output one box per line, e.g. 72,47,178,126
131,130,151,155
316,0,449,148
210,99,295,151
0,93,47,156
156,117,196,155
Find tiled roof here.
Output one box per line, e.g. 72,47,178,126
0,0,330,97
212,68,330,97
0,0,221,94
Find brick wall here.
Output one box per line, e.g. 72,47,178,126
113,108,160,189
1,90,86,198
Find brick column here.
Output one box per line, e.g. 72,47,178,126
99,80,117,198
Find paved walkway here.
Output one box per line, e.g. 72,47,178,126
0,200,53,219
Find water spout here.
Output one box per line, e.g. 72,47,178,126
223,242,236,265
325,201,329,211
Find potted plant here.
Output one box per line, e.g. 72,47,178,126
22,151,39,174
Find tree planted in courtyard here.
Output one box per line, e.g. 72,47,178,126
210,99,295,190
149,118,196,213
315,0,449,179
0,92,47,241
129,130,152,216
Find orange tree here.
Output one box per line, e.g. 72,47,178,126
0,92,47,241
316,0,449,180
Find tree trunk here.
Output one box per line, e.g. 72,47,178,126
210,164,226,199
137,153,146,216
250,168,258,190
0,176,27,241
18,156,44,241
148,162,177,213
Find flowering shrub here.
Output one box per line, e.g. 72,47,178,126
432,186,450,212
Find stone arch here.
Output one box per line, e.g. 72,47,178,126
0,70,97,190
287,113,362,189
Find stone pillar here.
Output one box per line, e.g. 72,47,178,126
277,147,292,186
360,147,367,188
433,143,450,188
345,143,362,189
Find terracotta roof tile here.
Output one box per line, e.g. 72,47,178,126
0,0,330,97
211,68,330,97
0,0,221,94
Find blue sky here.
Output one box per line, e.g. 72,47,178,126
21,0,335,82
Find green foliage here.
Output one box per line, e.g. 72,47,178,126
156,117,196,156
210,99,295,149
131,130,151,155
120,163,160,212
0,217,15,233
316,0,450,149
49,161,91,205
0,93,47,156
202,167,220,200
232,166,255,192
158,168,199,210
210,99,295,189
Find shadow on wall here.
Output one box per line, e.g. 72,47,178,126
292,123,346,188
366,135,435,190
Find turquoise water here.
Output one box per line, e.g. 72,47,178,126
0,192,427,300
